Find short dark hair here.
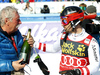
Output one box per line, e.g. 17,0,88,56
44,5,48,8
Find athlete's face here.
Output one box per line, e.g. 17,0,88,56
62,22,73,33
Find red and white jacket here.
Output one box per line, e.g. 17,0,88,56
34,28,99,75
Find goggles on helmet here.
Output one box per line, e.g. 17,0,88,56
79,6,86,11
61,16,69,25
61,12,84,26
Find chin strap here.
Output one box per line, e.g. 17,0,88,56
71,20,81,31
63,20,81,42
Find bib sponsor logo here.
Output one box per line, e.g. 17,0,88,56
61,55,87,67
61,42,86,57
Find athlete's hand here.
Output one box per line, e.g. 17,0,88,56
67,69,81,75
59,69,81,75
12,58,26,71
74,69,81,75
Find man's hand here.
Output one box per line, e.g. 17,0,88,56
23,35,35,48
12,58,26,71
27,36,35,47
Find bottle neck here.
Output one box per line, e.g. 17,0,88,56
26,31,31,40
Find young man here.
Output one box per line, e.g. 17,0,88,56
33,6,99,75
0,6,34,75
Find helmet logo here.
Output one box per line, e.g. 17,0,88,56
68,11,76,14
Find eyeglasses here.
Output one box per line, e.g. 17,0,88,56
79,6,86,11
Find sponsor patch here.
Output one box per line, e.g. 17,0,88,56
92,45,98,62
84,38,90,44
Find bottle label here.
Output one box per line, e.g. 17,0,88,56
19,53,27,61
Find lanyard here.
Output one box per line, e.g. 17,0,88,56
11,36,18,57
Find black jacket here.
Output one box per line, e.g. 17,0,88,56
81,19,100,34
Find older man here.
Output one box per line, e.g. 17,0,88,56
0,6,34,75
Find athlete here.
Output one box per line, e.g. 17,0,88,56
33,6,99,75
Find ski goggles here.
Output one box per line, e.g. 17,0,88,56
79,6,86,11
61,12,84,26
61,16,70,25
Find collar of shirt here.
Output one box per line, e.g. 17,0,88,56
0,28,15,40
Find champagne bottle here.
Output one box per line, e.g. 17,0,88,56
19,28,31,64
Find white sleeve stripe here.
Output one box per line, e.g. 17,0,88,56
82,68,87,75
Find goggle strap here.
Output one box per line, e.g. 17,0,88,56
70,13,84,22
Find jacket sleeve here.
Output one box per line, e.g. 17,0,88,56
79,38,99,75
0,60,14,72
34,34,61,53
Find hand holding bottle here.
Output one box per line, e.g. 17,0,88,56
12,58,26,71
19,29,33,64
27,36,34,47
23,35,34,48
